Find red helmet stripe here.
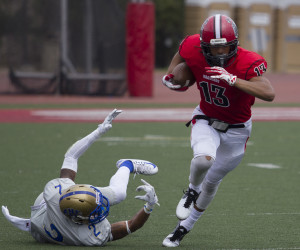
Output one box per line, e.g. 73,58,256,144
215,14,221,39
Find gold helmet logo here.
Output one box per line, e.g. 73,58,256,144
59,184,109,225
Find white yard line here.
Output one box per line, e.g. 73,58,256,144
31,107,300,122
247,163,281,169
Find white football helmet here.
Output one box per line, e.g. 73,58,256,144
59,184,109,225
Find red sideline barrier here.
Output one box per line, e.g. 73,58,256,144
126,2,155,97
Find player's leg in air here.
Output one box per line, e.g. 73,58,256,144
103,159,158,206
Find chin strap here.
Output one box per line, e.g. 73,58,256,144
2,206,31,232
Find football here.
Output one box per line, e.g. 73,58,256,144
172,62,196,87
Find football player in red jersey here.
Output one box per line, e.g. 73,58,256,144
162,14,275,247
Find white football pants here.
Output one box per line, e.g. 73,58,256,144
190,106,252,210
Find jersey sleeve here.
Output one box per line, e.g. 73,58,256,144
236,49,268,80
179,34,201,59
178,36,189,57
43,178,75,204
175,34,200,92
245,59,267,80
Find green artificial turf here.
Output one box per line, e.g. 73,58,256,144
0,121,299,249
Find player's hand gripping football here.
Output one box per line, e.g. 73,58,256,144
135,179,160,213
162,74,183,90
205,66,237,86
98,109,122,135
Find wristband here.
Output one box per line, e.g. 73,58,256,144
125,220,131,234
143,203,153,214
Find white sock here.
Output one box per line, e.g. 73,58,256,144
108,167,131,204
61,129,100,172
189,183,201,193
180,207,203,231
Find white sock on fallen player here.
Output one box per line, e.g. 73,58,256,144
61,129,101,172
108,167,131,204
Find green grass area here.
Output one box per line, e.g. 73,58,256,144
1,121,299,249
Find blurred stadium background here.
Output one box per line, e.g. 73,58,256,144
0,0,300,97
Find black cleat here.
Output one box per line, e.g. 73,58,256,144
162,223,189,247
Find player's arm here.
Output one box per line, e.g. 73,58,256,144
234,76,275,102
60,169,76,181
166,52,185,74
162,52,189,90
110,179,159,241
59,109,122,181
205,67,275,102
110,208,150,241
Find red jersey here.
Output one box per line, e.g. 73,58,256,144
179,34,267,124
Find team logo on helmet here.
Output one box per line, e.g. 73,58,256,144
225,16,238,39
59,184,110,225
200,18,209,40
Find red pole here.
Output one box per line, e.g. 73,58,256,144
126,2,155,97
